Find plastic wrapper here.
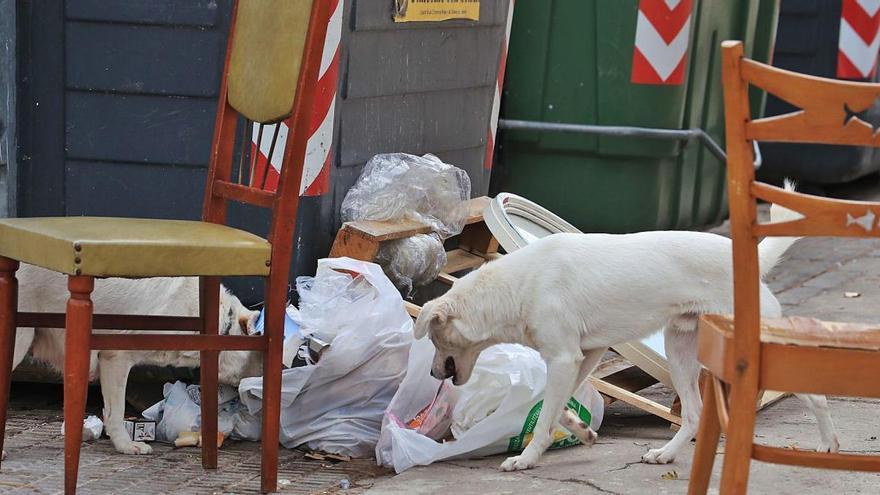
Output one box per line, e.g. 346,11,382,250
376,233,447,294
341,153,471,238
376,340,605,473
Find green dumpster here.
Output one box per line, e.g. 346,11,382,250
497,0,779,233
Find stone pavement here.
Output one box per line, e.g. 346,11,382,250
4,186,880,494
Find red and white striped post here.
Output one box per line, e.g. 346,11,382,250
837,0,880,80
484,0,515,174
250,0,343,196
631,0,693,85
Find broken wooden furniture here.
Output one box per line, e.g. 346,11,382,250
330,196,685,426
690,41,880,494
0,1,330,493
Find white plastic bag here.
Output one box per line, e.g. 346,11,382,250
142,381,240,443
236,257,413,457
340,153,471,238
376,340,604,473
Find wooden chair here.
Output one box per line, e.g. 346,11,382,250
689,40,880,494
0,1,330,493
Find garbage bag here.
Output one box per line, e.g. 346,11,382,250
142,381,240,443
376,340,605,473
341,153,471,239
376,233,447,295
236,257,413,457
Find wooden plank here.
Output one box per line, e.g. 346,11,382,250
611,341,672,387
601,365,660,395
405,301,421,318
437,272,458,286
458,221,499,254
328,226,382,260
338,197,491,242
590,377,682,426
758,390,789,409
465,197,491,225
342,218,432,242
443,249,486,273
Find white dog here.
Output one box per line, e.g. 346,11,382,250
2,264,262,460
414,191,839,471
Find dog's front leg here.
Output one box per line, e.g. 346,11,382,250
501,356,580,471
99,352,152,455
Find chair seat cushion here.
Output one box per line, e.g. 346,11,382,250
0,217,271,277
701,313,880,351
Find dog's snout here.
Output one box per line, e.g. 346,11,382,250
444,356,456,379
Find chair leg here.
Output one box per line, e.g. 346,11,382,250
65,276,94,495
0,258,18,467
260,298,283,493
199,276,220,469
688,376,722,495
719,379,759,495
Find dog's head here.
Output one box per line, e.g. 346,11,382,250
217,287,263,385
414,298,488,386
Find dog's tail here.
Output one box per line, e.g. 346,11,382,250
758,179,802,278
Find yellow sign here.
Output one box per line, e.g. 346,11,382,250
394,0,480,23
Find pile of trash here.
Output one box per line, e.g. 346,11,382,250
121,153,604,470
341,153,471,294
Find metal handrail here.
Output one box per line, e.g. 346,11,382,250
497,118,763,169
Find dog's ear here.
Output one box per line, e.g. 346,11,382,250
413,299,453,340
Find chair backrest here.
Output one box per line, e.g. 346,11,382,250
721,40,880,356
202,0,328,268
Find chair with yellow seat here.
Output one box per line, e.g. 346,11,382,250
688,40,880,494
0,1,330,493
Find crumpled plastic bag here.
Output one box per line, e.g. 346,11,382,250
376,340,605,473
341,153,471,292
341,153,471,238
376,233,447,295
142,381,241,443
235,257,413,457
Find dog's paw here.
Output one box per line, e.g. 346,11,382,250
1,449,6,461
115,441,152,455
500,454,538,472
559,407,597,446
817,435,840,453
641,448,675,464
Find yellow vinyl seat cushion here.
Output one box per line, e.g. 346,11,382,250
0,217,271,277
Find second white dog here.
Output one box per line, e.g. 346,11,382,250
415,192,839,471
5,264,262,460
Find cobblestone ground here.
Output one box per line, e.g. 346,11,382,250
1,397,388,495
5,183,880,494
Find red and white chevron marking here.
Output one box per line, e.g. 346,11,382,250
631,0,692,85
251,0,342,195
484,0,515,170
838,0,880,80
